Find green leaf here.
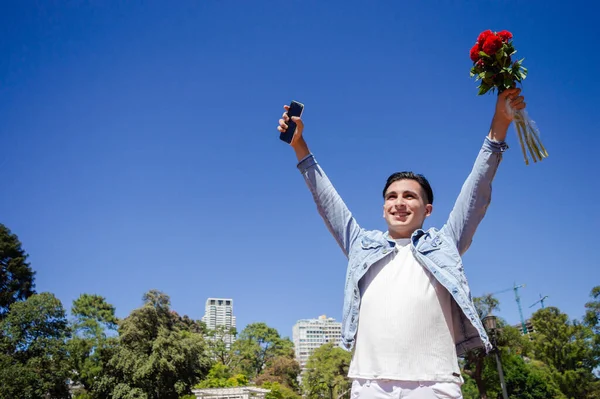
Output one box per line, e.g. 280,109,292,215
470,66,480,78
519,70,527,80
478,83,491,95
479,51,490,58
479,86,492,95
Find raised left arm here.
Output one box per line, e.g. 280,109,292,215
442,88,525,254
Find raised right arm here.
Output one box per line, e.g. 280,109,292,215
278,107,361,258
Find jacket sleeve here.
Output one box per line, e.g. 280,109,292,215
297,154,362,259
441,137,508,255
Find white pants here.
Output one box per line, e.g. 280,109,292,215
351,379,463,399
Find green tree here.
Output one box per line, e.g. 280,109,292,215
68,293,119,396
255,355,301,392
474,294,500,319
302,342,352,399
97,290,211,399
462,324,562,399
262,381,301,399
461,374,482,399
462,295,546,399
72,293,118,338
531,306,600,399
195,362,248,388
0,292,71,398
231,322,295,379
462,294,501,399
585,285,600,333
0,223,35,318
172,311,207,335
484,353,565,399
206,324,237,366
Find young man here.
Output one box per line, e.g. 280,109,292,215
276,88,526,399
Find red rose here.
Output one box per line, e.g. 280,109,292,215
470,43,481,62
482,34,503,55
477,30,494,48
497,30,513,43
476,59,485,68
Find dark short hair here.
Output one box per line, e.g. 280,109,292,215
382,172,434,205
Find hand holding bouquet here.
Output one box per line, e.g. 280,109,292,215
469,30,548,165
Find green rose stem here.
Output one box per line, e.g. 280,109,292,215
529,122,549,159
521,113,550,164
514,117,530,165
514,112,549,165
525,120,539,163
507,78,548,165
530,129,542,162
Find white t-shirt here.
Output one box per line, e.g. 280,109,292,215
347,238,461,383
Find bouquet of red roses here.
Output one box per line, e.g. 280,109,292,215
469,29,548,165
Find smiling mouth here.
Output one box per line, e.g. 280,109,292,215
392,212,410,218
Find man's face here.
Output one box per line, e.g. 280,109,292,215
383,179,433,239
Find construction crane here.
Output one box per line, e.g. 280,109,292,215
529,294,549,310
491,283,528,335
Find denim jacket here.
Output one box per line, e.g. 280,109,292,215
297,137,508,356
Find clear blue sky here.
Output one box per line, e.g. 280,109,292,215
2,1,599,340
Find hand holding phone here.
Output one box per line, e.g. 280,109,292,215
279,100,304,144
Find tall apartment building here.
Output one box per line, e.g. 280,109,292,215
202,298,237,349
293,315,342,370
513,319,535,335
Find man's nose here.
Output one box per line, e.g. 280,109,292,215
394,198,406,207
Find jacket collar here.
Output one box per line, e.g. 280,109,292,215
383,228,426,244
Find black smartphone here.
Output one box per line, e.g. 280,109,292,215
280,100,304,144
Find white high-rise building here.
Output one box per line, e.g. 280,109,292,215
293,315,342,370
202,298,236,348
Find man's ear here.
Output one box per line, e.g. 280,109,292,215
425,204,433,217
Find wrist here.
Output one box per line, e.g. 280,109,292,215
488,116,510,142
292,137,310,161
